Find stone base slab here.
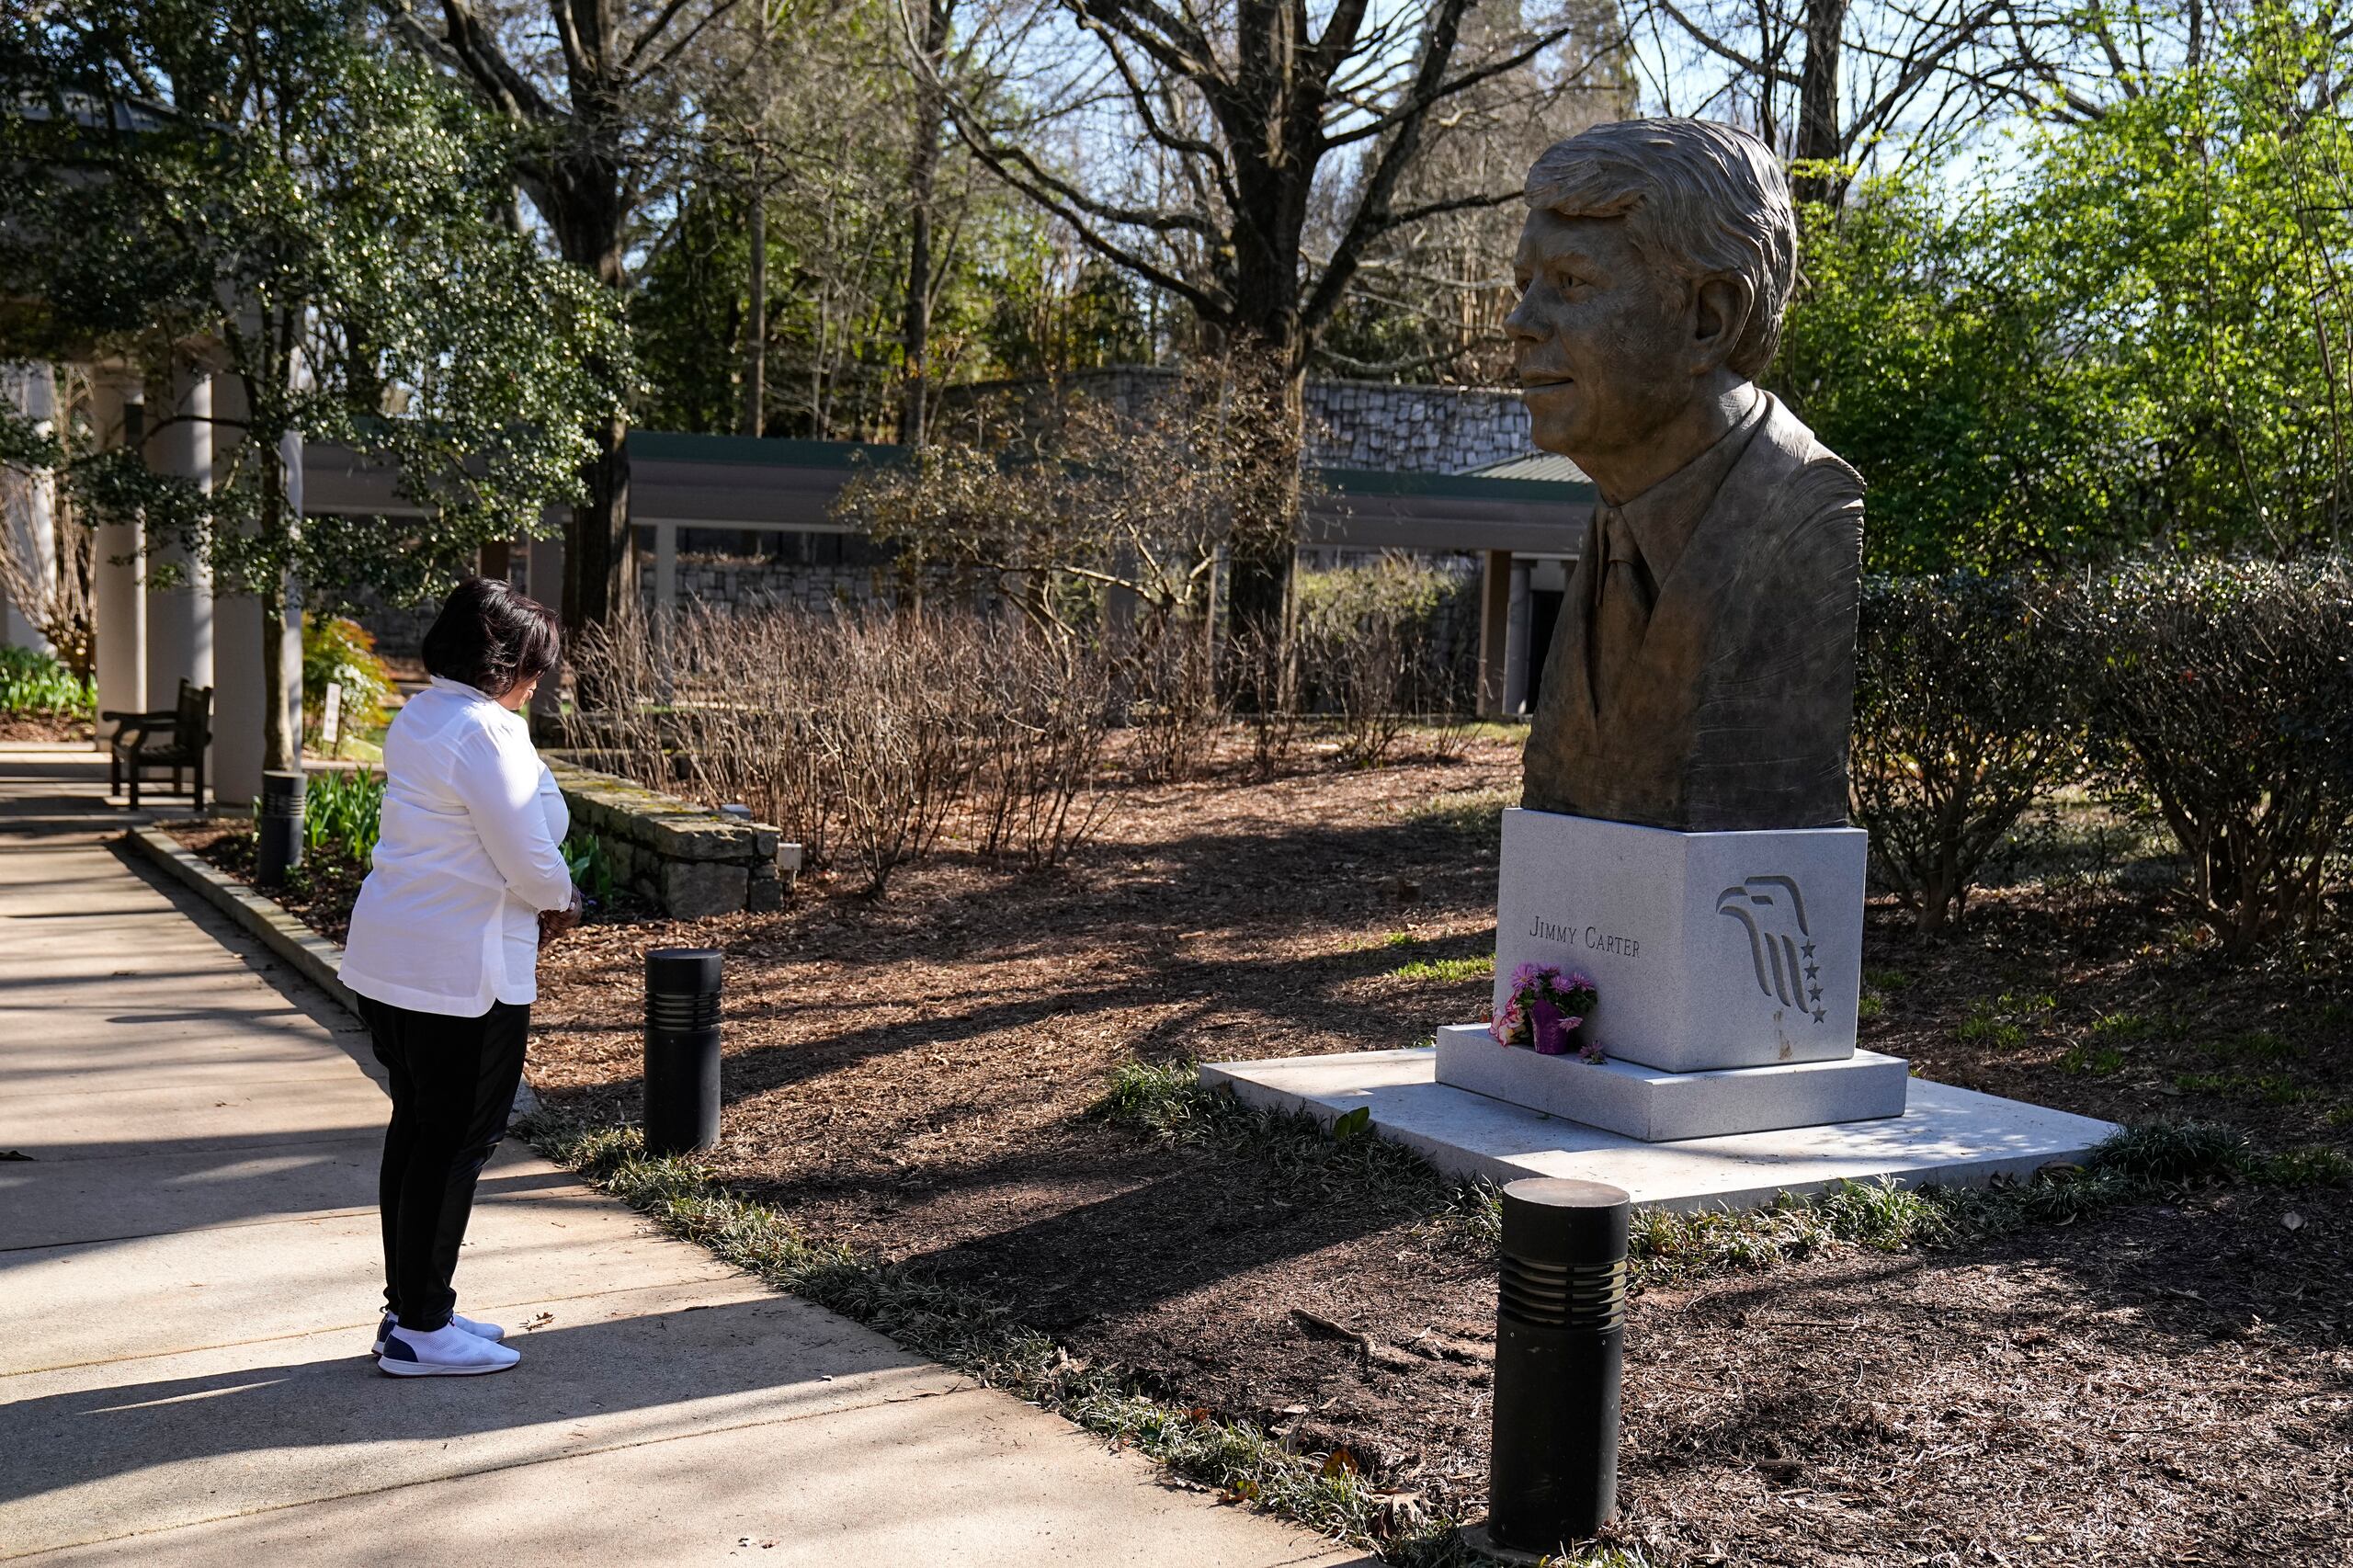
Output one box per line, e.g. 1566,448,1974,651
1432,1023,1907,1142
1496,807,1868,1073
1202,1048,2119,1213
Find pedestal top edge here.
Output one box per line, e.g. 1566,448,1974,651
1503,804,1868,843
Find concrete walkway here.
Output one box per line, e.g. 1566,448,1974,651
0,745,1363,1567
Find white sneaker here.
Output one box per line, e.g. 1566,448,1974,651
378,1321,521,1377
373,1310,506,1355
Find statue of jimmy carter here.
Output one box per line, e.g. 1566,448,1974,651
1508,119,1865,833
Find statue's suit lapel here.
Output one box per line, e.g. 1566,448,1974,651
1550,510,1604,733
1625,397,1805,709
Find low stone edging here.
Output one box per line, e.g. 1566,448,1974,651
123,824,541,1120
549,759,798,919
127,824,361,1011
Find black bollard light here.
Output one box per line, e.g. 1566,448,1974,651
1465,1176,1631,1562
643,948,722,1155
256,769,306,887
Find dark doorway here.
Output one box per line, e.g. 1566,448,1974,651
1525,589,1564,708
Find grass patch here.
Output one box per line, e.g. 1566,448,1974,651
1097,1060,1484,1224
1957,991,2056,1051
2173,1070,2318,1106
1390,953,1495,983
2058,1043,2127,1076
2087,1010,2168,1042
1403,787,1513,838
2208,1029,2302,1063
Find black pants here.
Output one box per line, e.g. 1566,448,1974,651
359,995,529,1333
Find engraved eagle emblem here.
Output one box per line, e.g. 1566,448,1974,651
1715,876,1826,1024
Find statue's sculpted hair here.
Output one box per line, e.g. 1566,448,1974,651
1525,118,1798,381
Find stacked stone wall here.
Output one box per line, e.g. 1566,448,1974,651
934,366,1531,475
642,556,888,615
548,758,791,918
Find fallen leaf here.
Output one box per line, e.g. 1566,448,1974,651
2282,1211,2306,1232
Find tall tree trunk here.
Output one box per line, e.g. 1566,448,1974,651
565,406,631,632
743,175,767,437
552,173,631,652
1217,344,1305,671
1794,0,1847,207
901,0,951,446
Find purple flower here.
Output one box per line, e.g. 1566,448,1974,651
1508,961,1542,992
1578,1040,1606,1064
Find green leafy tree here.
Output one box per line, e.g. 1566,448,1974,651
1776,5,2353,570
1,0,625,766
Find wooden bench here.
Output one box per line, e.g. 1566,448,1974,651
103,678,214,811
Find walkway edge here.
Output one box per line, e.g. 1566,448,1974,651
120,824,541,1122
125,824,360,1012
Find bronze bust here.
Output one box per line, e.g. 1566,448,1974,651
1507,119,1865,832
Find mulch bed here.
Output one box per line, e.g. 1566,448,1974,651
183,735,2353,1563
166,819,373,944
0,714,92,743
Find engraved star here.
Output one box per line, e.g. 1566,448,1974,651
1804,961,1820,982
1813,1007,1827,1024
1808,983,1824,1004
1801,940,1816,960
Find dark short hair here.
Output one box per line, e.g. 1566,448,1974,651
420,576,561,699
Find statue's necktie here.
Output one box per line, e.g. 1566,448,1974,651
1590,505,1652,711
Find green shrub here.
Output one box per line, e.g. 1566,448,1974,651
302,769,384,863
0,644,94,718
2069,558,2353,949
301,615,395,751
1293,556,1474,767
1849,573,2085,930
562,831,614,903
2088,1120,2251,1182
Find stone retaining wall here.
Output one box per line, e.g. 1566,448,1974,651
549,759,791,918
935,366,1534,475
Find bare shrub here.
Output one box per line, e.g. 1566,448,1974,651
966,623,1111,867
2069,558,2353,949
1295,556,1473,767
573,602,1118,892
817,613,974,892
1848,573,2086,932
1230,623,1301,778
1124,617,1222,782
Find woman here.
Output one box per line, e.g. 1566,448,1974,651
341,576,580,1377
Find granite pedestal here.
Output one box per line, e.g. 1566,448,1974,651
1492,806,1867,1073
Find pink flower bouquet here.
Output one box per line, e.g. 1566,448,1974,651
1488,963,1599,1057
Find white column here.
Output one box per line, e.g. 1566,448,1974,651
2,366,58,653
89,376,145,745
275,429,303,768
1502,561,1532,718
210,376,262,804
142,366,214,709
654,520,677,619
